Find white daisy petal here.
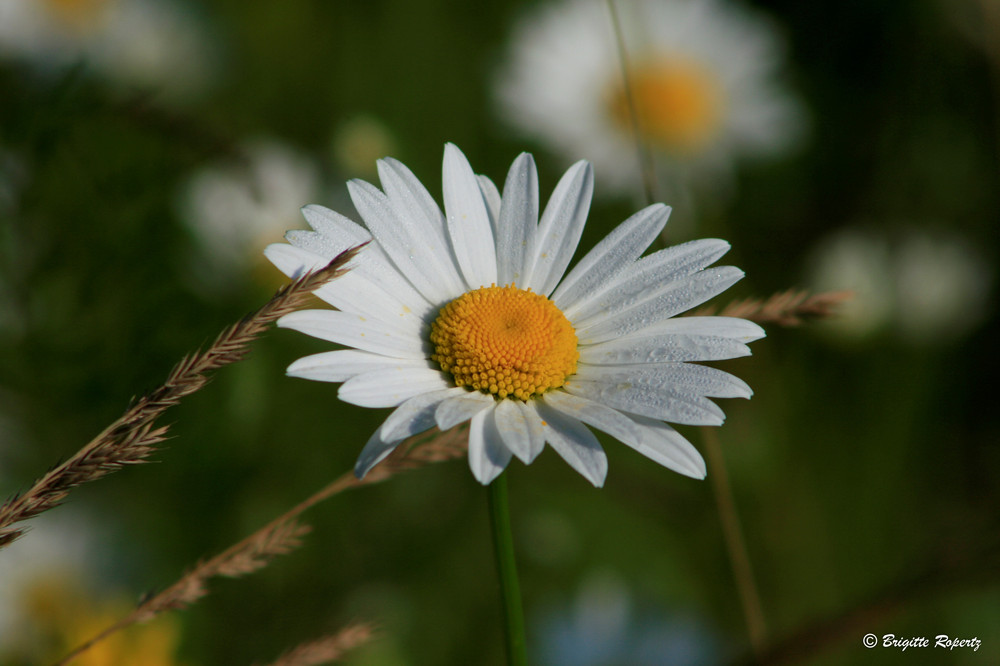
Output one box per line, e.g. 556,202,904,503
627,413,707,479
291,205,371,254
579,334,751,364
435,391,495,431
535,400,608,487
564,378,726,426
339,367,452,408
496,153,539,287
267,241,424,333
477,174,502,239
468,407,513,484
354,427,404,479
566,238,732,323
376,158,468,296
287,350,433,383
298,204,434,318
624,316,766,342
543,391,704,478
518,400,547,462
575,266,745,344
442,143,498,288
573,362,753,399
311,277,427,337
379,387,468,442
524,160,594,296
264,242,330,279
551,203,670,310
348,178,456,303
278,310,428,359
493,398,533,463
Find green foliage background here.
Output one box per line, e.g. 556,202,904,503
1,0,998,664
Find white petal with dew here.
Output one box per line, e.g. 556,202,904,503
564,379,726,426
496,153,539,287
287,350,433,383
379,387,468,442
627,413,707,479
524,160,593,296
575,267,745,344
518,400,547,462
312,277,427,337
435,391,495,431
565,239,731,323
552,203,669,310
492,398,534,463
544,392,705,478
278,310,427,359
535,400,608,487
267,243,423,334
339,367,451,408
375,158,468,296
573,363,753,399
468,408,513,484
298,205,434,318
648,316,766,341
442,143,498,289
477,175,502,240
348,179,457,304
265,243,330,279
580,335,751,364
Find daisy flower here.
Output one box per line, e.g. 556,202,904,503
178,138,324,280
494,0,804,203
808,227,993,345
266,144,763,486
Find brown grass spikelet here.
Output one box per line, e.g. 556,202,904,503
255,622,376,666
0,243,366,551
693,289,853,327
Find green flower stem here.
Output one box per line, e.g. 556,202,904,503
488,473,528,666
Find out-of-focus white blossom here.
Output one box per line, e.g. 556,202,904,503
0,0,217,101
808,227,993,344
178,139,324,281
494,0,805,209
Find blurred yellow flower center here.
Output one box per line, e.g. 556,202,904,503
430,285,578,400
610,58,723,153
43,0,113,30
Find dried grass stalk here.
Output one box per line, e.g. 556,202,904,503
255,622,375,666
693,289,853,327
52,426,466,666
0,243,366,550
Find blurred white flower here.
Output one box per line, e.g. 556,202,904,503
894,232,992,344
0,0,217,101
0,510,94,640
807,227,993,344
808,229,895,338
178,139,324,280
494,0,804,207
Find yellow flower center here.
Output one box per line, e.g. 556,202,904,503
43,0,114,31
609,57,723,153
430,285,579,400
